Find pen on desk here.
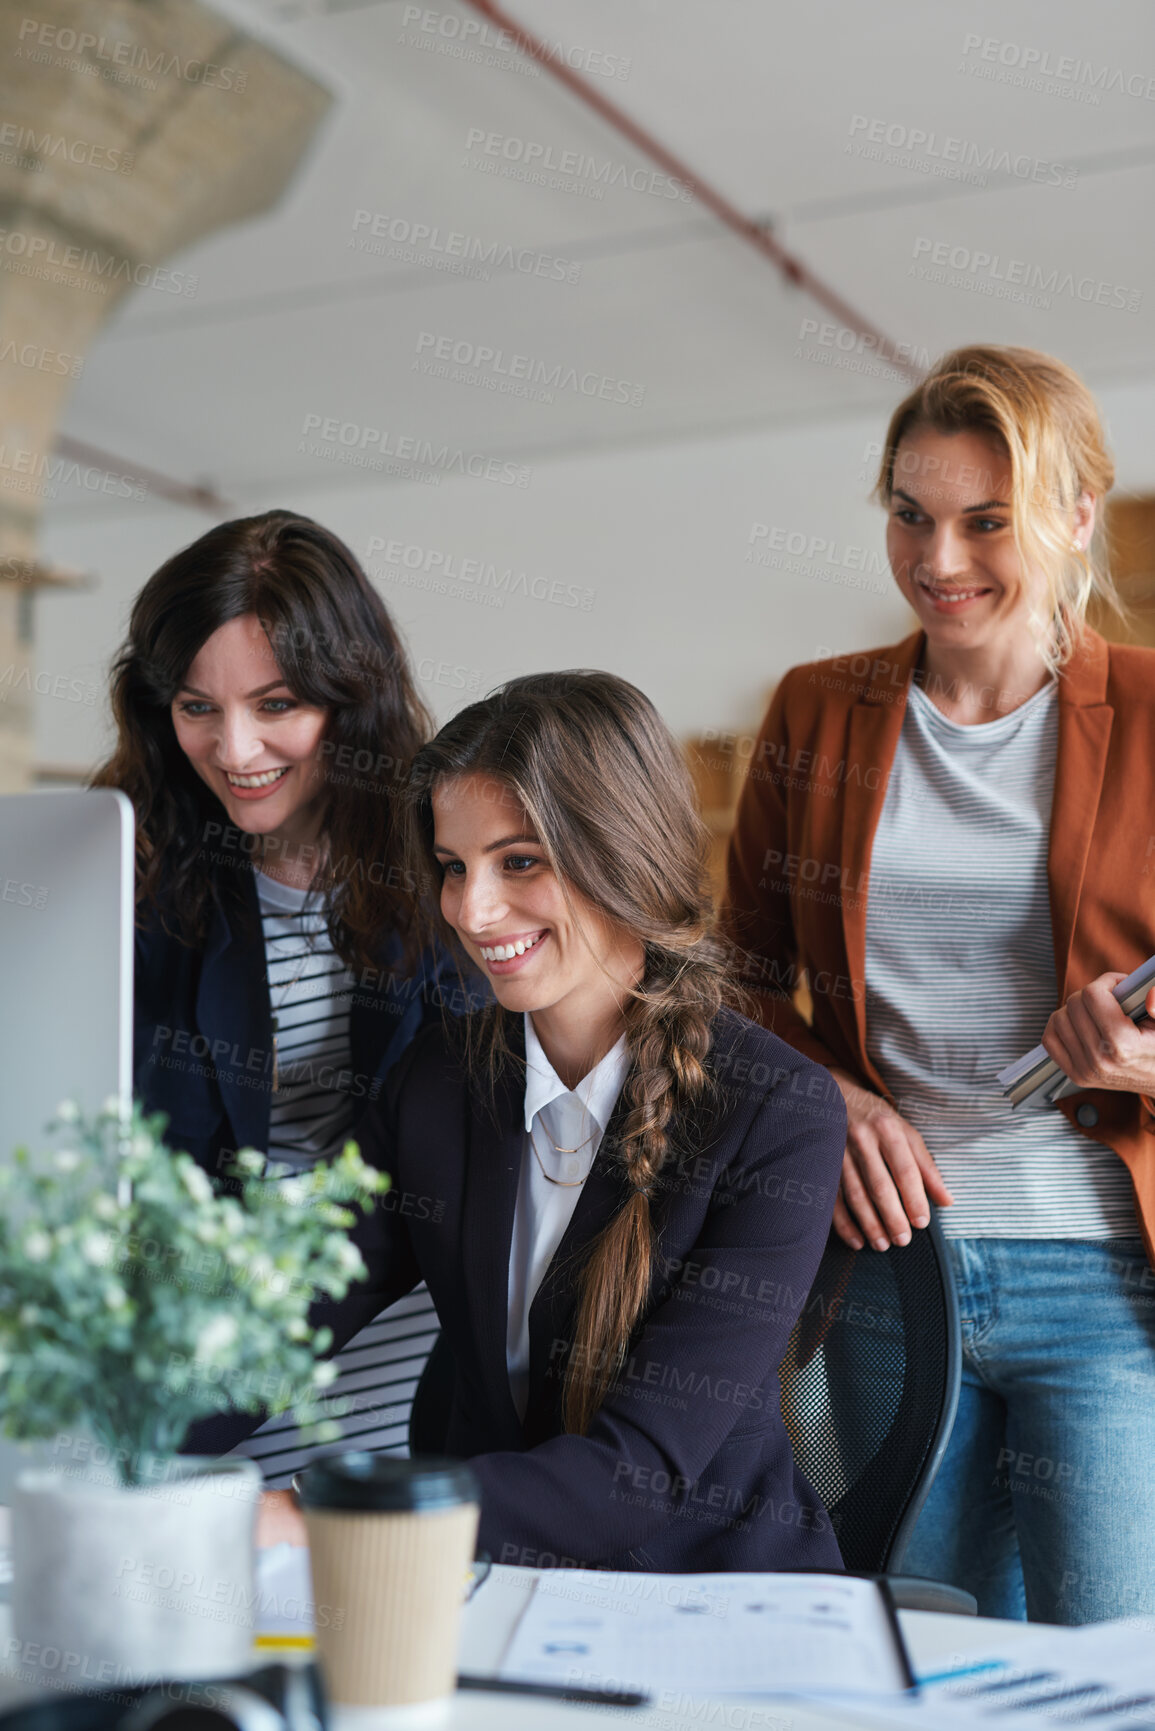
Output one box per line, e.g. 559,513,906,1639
458,1674,649,1708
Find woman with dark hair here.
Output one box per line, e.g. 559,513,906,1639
94,508,466,1481
254,669,847,1571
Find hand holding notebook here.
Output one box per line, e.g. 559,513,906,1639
998,954,1155,1108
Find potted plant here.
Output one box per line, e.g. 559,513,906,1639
0,1099,387,1684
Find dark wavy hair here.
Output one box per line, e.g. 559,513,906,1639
403,670,737,1433
92,509,431,972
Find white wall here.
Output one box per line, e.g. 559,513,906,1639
32,373,1155,772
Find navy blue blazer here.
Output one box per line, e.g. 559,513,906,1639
196,1006,847,1574
133,860,469,1179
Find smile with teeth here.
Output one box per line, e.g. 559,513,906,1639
480,932,546,963
226,767,290,788
918,576,989,604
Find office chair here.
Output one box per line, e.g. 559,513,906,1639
411,1216,974,1613
780,1211,975,1613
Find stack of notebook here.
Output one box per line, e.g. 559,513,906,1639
998,954,1155,1108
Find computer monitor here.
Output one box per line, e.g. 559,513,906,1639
0,787,134,1501
0,787,134,1160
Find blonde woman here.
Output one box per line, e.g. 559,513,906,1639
724,345,1155,1622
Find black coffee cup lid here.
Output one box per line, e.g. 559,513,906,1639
299,1452,480,1512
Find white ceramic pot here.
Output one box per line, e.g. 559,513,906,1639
11,1456,261,1685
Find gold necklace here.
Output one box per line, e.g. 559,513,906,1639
541,1123,597,1155
535,1088,596,1154
271,966,312,1093
268,895,323,1093
529,1122,591,1188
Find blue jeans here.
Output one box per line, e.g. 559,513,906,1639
902,1237,1155,1625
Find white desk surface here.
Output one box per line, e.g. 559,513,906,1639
0,1559,1053,1731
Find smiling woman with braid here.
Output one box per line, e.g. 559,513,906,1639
253,670,847,1570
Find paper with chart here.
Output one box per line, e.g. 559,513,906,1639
500,1569,911,1697
835,1617,1155,1731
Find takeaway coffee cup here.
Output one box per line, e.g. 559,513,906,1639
299,1453,481,1713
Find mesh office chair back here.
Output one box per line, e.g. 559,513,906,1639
411,1220,962,1582
780,1213,961,1575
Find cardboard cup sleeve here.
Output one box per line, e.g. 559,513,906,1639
300,1453,480,1708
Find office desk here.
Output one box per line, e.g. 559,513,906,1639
0,1562,1049,1731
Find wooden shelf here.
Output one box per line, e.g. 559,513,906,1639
1092,495,1155,648
33,763,93,786
2,559,91,590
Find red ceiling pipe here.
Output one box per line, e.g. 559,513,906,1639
459,0,923,382
56,435,231,516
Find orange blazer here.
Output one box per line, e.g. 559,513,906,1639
722,628,1155,1263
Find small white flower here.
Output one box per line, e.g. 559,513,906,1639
55,1101,80,1125
81,1231,115,1267
103,1282,128,1310
313,1361,339,1387
23,1229,52,1262
195,1313,239,1363
234,1150,265,1176
102,1094,126,1118
92,1194,119,1222
180,1165,214,1205
19,1304,40,1327
335,1239,363,1276
53,1149,81,1174
278,1177,308,1207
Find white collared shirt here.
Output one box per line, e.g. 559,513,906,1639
505,1013,631,1417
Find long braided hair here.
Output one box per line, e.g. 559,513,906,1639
404,671,736,1433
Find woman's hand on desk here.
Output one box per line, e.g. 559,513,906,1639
1043,974,1155,1096
830,1069,954,1253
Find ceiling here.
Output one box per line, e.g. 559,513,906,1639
46,0,1155,520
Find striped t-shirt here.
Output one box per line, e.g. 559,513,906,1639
259,869,358,1171
230,871,438,1484
864,679,1136,1239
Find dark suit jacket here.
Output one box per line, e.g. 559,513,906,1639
722,629,1155,1262
133,859,471,1179
196,1006,848,1574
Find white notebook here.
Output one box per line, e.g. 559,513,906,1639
997,953,1155,1109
